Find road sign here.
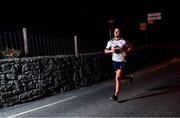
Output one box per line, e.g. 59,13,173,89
147,20,154,24
108,19,114,24
147,12,162,21
147,12,161,17
147,16,162,20
140,23,147,30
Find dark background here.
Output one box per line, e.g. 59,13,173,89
0,0,179,46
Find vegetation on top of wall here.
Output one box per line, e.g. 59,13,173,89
0,48,21,59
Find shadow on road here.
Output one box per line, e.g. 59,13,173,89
118,84,180,103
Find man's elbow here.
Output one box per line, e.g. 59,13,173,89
104,49,109,54
104,49,107,53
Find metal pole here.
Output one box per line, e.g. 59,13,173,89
8,32,13,49
108,19,114,40
4,32,8,49
109,28,112,40
74,35,78,57
23,28,28,56
145,27,148,46
0,35,3,49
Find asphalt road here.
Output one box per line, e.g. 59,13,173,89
1,57,180,117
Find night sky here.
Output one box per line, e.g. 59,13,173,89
0,0,179,45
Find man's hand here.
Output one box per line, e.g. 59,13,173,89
111,47,116,53
122,52,127,58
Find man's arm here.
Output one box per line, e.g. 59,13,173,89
104,48,115,54
123,41,133,57
104,40,115,54
126,44,133,54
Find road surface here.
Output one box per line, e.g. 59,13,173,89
1,57,180,117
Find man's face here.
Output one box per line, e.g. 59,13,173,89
114,28,121,38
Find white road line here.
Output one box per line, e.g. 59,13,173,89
7,96,77,118
150,64,167,72
150,58,180,72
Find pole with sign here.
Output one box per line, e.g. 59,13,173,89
108,19,114,40
146,12,162,45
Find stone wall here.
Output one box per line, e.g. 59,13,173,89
0,53,112,108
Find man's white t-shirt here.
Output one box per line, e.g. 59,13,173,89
106,38,127,62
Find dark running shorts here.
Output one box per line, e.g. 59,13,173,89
112,61,125,71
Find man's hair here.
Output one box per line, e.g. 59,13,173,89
113,27,121,31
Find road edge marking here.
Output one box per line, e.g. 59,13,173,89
7,96,77,118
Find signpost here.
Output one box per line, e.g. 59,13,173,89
108,19,114,40
145,12,162,45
